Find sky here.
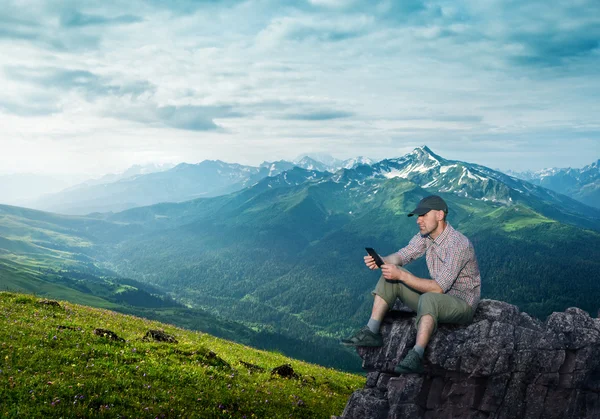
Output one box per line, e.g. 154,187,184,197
1,0,599,178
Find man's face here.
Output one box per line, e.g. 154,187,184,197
416,209,444,237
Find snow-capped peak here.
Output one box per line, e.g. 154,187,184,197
342,156,375,169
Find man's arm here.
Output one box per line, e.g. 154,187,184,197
382,252,403,266
381,265,443,293
383,233,426,266
383,240,473,294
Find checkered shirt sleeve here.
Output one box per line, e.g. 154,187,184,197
395,233,427,266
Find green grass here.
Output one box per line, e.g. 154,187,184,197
486,205,555,232
0,291,363,418
0,259,121,310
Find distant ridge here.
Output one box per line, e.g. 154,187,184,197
18,146,600,216
508,159,600,209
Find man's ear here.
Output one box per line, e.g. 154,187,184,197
436,210,445,221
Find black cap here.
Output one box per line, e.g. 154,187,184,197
408,195,448,217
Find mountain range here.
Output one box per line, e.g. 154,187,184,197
10,148,599,215
18,156,373,214
507,159,600,209
1,146,599,372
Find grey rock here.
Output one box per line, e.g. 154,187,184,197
341,388,389,419
366,371,380,388
387,375,426,406
338,299,600,418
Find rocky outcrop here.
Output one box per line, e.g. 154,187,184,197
143,329,178,343
338,300,600,419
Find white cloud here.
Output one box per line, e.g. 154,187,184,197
0,0,598,176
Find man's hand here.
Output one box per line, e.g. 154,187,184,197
364,255,379,270
381,264,406,282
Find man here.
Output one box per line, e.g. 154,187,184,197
342,195,481,374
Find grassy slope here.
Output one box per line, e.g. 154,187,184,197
0,259,121,310
0,258,362,374
0,292,363,418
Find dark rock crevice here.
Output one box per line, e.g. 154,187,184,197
337,299,600,418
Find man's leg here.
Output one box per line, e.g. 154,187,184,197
368,270,421,333
415,292,473,334
365,294,389,335
416,314,435,348
395,293,473,374
342,272,422,347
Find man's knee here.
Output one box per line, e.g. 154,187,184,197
417,292,440,311
418,293,473,325
373,293,394,310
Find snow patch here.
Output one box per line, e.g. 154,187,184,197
409,162,433,173
465,169,483,181
423,178,439,188
383,168,409,179
440,164,457,173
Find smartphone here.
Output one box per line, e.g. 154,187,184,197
365,247,385,268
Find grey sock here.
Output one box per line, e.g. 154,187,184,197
413,344,425,359
367,318,381,334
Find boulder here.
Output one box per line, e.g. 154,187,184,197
339,299,600,418
142,329,178,343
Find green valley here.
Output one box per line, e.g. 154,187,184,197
2,152,600,374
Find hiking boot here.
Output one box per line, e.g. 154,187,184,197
394,349,424,374
340,326,383,347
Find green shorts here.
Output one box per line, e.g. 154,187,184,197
372,271,473,332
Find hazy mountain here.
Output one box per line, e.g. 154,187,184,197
77,163,175,187
0,165,174,208
0,173,83,205
294,154,375,172
258,160,297,177
341,156,375,169
29,155,379,215
507,160,600,209
294,152,344,168
293,156,331,172
30,160,271,215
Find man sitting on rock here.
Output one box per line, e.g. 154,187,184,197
342,195,481,374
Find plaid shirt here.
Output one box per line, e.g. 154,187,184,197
395,223,481,307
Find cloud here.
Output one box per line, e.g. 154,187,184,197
0,2,142,52
284,110,353,120
156,105,243,131
303,0,427,17
445,0,600,69
4,66,155,100
0,98,60,116
0,0,598,174
510,31,600,67
157,106,220,131
257,15,371,45
143,0,248,14
401,115,484,123
0,15,40,41
59,10,142,28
